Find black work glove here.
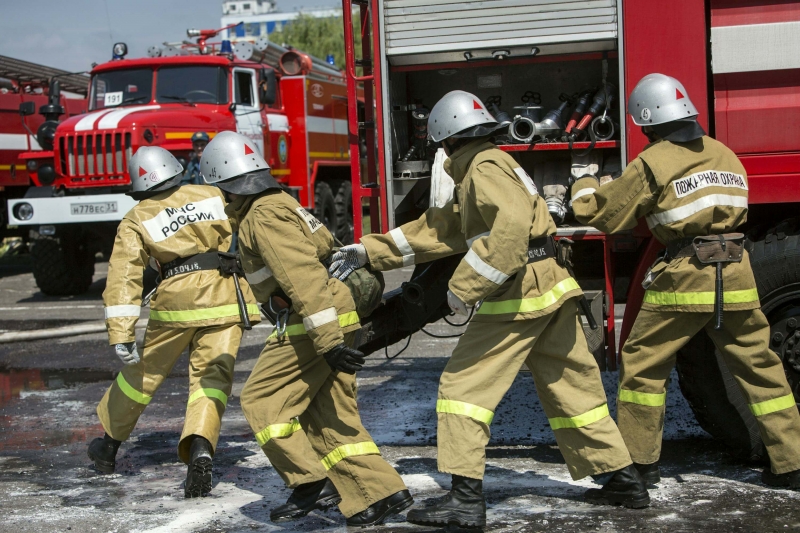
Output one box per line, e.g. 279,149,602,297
323,343,366,374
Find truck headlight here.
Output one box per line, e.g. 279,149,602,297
13,202,33,221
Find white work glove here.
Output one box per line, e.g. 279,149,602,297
447,290,469,316
328,244,368,281
115,342,140,366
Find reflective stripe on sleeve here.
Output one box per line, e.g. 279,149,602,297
646,194,748,228
389,227,415,267
643,288,759,306
149,303,260,322
104,305,141,319
302,307,338,330
749,394,796,417
115,373,152,405
464,249,509,285
477,277,580,315
245,265,273,285
571,187,597,202
618,388,666,407
436,399,494,425
548,403,610,430
466,231,490,247
188,387,228,407
255,419,302,446
321,441,381,470
268,311,360,338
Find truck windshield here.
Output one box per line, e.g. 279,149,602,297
90,68,153,110
156,66,228,104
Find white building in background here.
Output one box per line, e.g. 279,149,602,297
220,0,341,41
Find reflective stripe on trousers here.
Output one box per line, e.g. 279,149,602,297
618,388,667,407
477,278,580,315
255,419,302,446
321,441,381,470
643,288,759,307
436,399,494,425
115,372,152,405
268,311,360,339
188,387,228,407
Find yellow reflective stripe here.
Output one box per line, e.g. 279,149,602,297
549,404,609,430
749,394,796,417
321,441,380,470
150,303,260,322
268,311,360,338
115,373,151,405
436,399,494,425
188,388,228,407
643,288,759,306
618,388,667,407
255,419,302,446
476,277,581,315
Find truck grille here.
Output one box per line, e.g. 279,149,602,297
57,131,133,186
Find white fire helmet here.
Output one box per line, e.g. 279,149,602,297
127,146,184,196
428,90,504,143
627,73,699,127
201,131,280,195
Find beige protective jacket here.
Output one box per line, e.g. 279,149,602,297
571,135,758,312
361,139,582,322
226,191,359,355
103,185,260,345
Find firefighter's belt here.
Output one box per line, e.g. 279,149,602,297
527,236,557,264
665,233,745,264
162,252,244,280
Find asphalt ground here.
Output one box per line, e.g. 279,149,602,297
1,259,799,532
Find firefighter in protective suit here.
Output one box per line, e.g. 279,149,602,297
88,146,261,498
201,131,412,526
571,73,800,489
330,90,649,528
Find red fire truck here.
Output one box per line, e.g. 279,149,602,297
0,56,88,233
341,1,800,462
8,27,356,295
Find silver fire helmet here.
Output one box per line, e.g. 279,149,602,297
627,73,699,127
428,90,503,143
127,146,184,196
201,131,280,195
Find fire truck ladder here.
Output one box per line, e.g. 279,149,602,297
343,0,388,236
0,55,89,95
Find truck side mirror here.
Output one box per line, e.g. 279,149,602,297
260,69,277,106
19,102,35,116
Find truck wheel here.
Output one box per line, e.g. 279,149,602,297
30,228,95,296
334,180,354,244
314,181,337,235
676,219,800,461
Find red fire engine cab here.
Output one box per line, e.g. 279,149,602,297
0,55,88,233
341,1,800,462
9,27,356,295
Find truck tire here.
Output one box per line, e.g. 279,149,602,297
30,228,95,296
314,181,337,235
676,219,800,461
334,180,354,244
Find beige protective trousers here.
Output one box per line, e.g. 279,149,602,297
240,331,407,518
438,298,632,480
619,308,800,473
97,324,242,464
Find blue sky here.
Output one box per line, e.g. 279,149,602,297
0,0,341,73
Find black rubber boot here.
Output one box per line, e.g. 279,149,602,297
584,464,650,509
87,434,121,474
763,468,800,490
185,436,213,498
634,462,661,484
406,475,486,529
270,478,341,522
346,489,414,527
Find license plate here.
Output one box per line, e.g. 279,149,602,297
70,202,118,215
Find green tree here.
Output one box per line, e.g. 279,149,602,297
274,13,351,70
